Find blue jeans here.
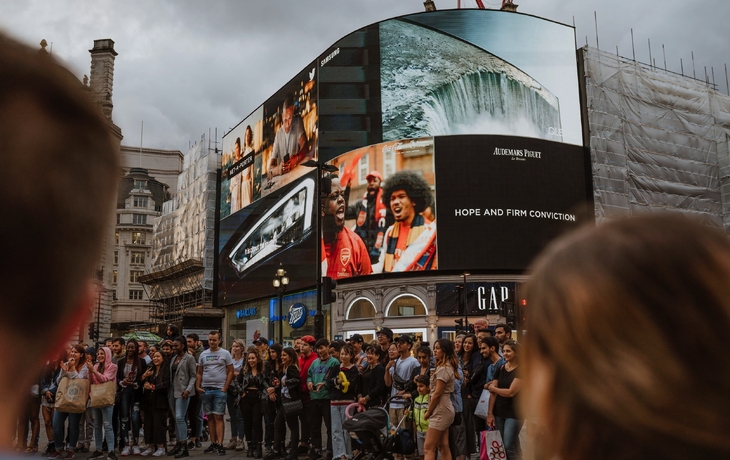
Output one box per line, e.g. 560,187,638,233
330,404,352,459
226,392,244,439
174,397,191,441
119,386,141,446
495,417,522,460
92,406,114,452
52,411,81,452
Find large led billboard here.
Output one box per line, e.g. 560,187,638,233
216,9,589,307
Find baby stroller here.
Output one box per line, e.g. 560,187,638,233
343,396,414,460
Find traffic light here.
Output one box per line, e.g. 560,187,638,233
88,323,97,341
321,276,337,305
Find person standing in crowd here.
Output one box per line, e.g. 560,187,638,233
40,352,64,455
185,333,204,450
448,357,466,460
254,337,269,361
327,341,343,363
196,331,233,456
169,336,196,459
87,347,118,460
453,335,464,356
409,346,433,400
225,338,246,453
111,339,126,365
18,370,43,454
458,334,479,457
374,171,437,273
238,346,268,458
327,344,359,460
76,347,97,454
118,339,147,457
384,335,419,460
472,318,489,340
493,324,512,353
138,341,151,366
470,337,503,434
357,345,386,409
346,170,388,265
296,336,318,457
163,325,180,344
50,345,88,459
140,351,170,457
375,327,393,367
267,347,301,460
263,344,283,454
486,340,522,460
347,335,367,370
412,375,431,460
306,339,338,460
0,35,119,453
423,339,458,460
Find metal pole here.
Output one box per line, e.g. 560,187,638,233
96,288,102,347
594,11,599,50
278,288,284,344
631,29,635,61
462,274,469,330
648,39,653,70
314,164,324,340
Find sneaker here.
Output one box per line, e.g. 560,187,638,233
185,442,194,452
203,444,217,454
63,451,76,460
90,451,105,459
81,446,90,454
47,451,62,459
194,441,202,449
108,452,118,460
235,440,244,452
217,446,226,456
120,447,131,457
140,448,154,457
132,447,141,456
43,444,56,456
152,448,166,457
173,447,188,459
224,440,237,450
264,451,281,460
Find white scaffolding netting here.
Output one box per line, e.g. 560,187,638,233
583,46,730,231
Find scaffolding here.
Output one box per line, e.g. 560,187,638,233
140,135,221,329
582,46,730,231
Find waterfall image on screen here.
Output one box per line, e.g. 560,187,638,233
380,19,561,142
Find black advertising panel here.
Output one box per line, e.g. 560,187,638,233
217,172,317,306
434,135,589,270
436,282,515,316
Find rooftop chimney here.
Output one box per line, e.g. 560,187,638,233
88,39,117,121
501,1,518,12
424,0,436,12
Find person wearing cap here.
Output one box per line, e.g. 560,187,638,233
346,170,389,265
384,335,420,460
322,174,372,280
297,336,318,456
375,327,394,367
255,337,270,361
347,335,367,371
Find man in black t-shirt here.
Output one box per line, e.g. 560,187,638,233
375,327,393,367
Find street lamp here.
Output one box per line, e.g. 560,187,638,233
462,272,470,333
303,159,339,339
273,265,289,343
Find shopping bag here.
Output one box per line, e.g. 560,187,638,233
89,381,117,408
480,429,506,460
54,377,90,413
474,389,491,419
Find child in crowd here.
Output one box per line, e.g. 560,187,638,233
411,375,430,460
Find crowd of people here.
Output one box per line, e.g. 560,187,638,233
17,321,523,460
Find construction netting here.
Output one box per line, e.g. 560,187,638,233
582,46,730,231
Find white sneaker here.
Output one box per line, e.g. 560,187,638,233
151,448,165,457
120,447,131,457
132,446,141,456
139,448,154,457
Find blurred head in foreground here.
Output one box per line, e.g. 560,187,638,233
0,33,119,445
522,214,730,460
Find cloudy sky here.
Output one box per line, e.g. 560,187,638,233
2,0,727,152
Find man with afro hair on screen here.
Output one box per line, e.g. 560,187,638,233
373,171,437,273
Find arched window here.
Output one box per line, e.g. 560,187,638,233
385,294,427,317
346,298,376,320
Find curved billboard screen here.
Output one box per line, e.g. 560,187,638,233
217,9,589,306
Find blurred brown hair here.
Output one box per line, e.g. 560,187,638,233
522,214,730,459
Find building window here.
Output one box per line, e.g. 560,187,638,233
384,150,396,178
115,232,119,245
132,232,145,244
114,251,118,264
112,291,117,301
358,154,369,183
133,196,148,208
346,298,376,320
130,270,144,283
385,294,427,317
129,290,143,300
116,214,120,224
112,270,117,284
133,180,147,190
130,251,145,264
133,214,147,225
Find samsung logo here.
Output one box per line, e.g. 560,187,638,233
321,48,340,67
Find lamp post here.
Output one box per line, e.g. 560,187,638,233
303,159,339,339
273,265,289,344
462,272,470,333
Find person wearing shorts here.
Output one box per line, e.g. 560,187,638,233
195,331,234,455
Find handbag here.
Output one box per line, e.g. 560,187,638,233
281,397,303,416
90,381,117,408
54,377,90,413
479,429,505,460
474,389,491,419
391,428,416,455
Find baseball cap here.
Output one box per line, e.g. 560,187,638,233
376,326,393,340
254,337,268,345
366,171,383,181
348,334,364,343
300,335,316,346
394,334,413,345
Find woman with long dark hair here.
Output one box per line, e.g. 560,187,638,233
50,344,88,459
237,346,269,458
486,340,522,460
40,350,66,455
459,334,479,456
423,338,459,460
117,339,147,456
263,344,283,454
141,351,171,457
265,347,300,460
